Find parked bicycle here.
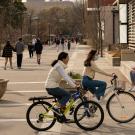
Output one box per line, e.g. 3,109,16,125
95,74,135,123
26,87,104,131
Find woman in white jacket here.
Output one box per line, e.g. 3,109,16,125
45,52,78,109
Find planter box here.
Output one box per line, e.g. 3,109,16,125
0,79,9,99
60,79,81,93
112,57,121,66
106,53,121,66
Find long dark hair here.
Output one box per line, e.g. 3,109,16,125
84,50,97,66
51,52,68,67
5,41,11,47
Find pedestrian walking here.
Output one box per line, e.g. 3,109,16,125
75,37,79,44
61,37,65,51
56,38,60,52
28,43,34,58
28,37,36,58
15,38,24,69
35,38,43,64
67,40,71,51
2,41,15,70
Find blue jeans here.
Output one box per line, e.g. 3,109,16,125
130,71,135,85
82,76,107,100
46,87,71,106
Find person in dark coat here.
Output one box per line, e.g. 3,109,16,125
35,38,43,64
56,38,60,52
67,40,71,51
61,37,65,51
2,41,15,70
15,38,24,69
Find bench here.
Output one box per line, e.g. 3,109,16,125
120,61,135,83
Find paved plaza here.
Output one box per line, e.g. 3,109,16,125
0,44,135,135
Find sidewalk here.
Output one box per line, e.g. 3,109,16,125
0,44,134,135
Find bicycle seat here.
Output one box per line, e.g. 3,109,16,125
29,96,55,101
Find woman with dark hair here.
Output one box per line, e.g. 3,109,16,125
2,41,15,70
45,52,78,116
35,38,43,64
82,50,113,101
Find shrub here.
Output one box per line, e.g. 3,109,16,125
68,71,82,79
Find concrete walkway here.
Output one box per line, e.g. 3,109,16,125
0,44,135,135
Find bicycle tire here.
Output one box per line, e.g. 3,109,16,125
74,101,104,131
26,101,56,131
107,91,135,123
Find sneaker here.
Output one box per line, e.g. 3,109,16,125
92,97,100,103
99,96,106,104
130,86,135,92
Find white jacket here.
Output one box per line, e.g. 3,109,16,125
45,60,76,88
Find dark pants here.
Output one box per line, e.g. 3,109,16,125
68,43,71,50
82,76,107,100
46,87,71,106
130,71,135,85
17,54,23,68
28,46,34,58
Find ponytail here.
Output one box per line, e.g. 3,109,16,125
51,60,58,67
51,52,68,67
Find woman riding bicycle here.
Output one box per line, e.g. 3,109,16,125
45,52,78,110
82,50,113,101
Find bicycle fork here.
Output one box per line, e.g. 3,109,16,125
114,91,124,109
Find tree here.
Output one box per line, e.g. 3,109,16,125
85,0,104,55
38,5,84,39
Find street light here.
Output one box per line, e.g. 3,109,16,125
48,23,51,46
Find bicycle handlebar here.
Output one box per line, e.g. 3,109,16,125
111,73,118,85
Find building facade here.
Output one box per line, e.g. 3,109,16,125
128,0,135,50
86,0,117,47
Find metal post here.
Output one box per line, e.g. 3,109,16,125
48,23,51,46
37,19,39,37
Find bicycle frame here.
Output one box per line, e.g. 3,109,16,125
42,97,83,120
100,79,125,108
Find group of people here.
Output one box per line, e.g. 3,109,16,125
45,50,113,120
55,37,74,52
2,37,43,70
45,49,135,121
28,38,43,64
2,38,24,70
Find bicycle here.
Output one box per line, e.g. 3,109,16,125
90,74,135,123
26,87,104,131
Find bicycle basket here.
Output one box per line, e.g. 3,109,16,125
116,80,126,90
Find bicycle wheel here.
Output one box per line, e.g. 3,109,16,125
74,101,104,131
107,91,135,123
26,101,56,131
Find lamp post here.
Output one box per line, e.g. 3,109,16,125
48,23,51,46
